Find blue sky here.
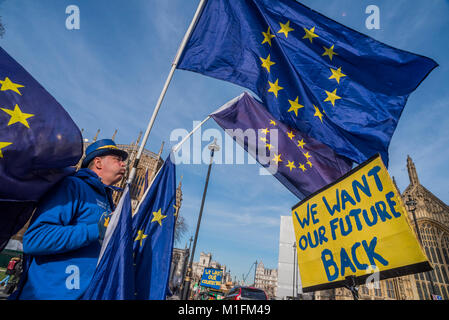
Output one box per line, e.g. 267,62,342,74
1,0,448,284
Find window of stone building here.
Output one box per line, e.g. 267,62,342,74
443,248,449,265
430,247,438,265
421,281,430,300
386,281,395,299
440,265,449,284
416,282,424,300
436,247,444,265
441,286,448,300
435,265,444,284
433,284,442,297
427,283,436,298
425,247,431,263
431,269,438,283
360,285,369,295
374,285,382,297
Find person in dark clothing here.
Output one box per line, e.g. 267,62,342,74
9,139,128,300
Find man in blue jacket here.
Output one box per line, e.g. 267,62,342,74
11,139,128,300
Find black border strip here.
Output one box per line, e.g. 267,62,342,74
302,261,432,293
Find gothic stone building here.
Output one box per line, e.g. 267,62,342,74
255,261,278,299
315,156,449,300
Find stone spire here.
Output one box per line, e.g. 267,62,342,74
135,131,142,146
158,141,165,158
407,155,420,186
92,129,100,142
111,129,118,141
392,176,400,194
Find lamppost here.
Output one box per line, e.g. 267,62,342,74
405,195,437,299
179,236,193,297
181,139,220,300
292,243,296,299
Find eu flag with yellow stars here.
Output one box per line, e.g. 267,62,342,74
178,0,438,167
81,185,135,300
0,47,82,250
132,155,176,300
211,92,352,199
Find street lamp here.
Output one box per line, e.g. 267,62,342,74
181,139,220,300
405,194,437,299
292,243,296,299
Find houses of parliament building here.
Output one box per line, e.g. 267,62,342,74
315,156,449,300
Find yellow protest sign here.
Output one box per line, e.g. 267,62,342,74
291,155,431,292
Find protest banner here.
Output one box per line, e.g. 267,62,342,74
291,154,432,292
200,268,224,290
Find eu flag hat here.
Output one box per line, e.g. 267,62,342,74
81,139,128,168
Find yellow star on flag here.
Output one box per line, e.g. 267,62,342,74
265,143,273,151
0,142,12,158
297,139,306,149
151,208,167,226
260,54,276,73
262,27,275,46
322,45,338,61
0,77,24,95
286,160,296,172
272,153,282,164
287,131,295,140
313,105,324,123
269,119,277,126
303,152,312,159
303,26,319,43
268,79,283,98
307,160,313,168
329,67,346,84
261,128,269,135
104,217,110,228
1,104,35,128
298,163,307,172
260,137,268,142
287,97,304,117
324,89,341,107
278,20,294,38
134,230,148,247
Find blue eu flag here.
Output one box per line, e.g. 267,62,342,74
132,155,176,300
178,0,437,167
81,186,135,300
211,92,352,199
0,47,82,250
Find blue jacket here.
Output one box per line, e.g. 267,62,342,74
15,169,116,300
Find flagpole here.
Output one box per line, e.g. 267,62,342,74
181,138,220,300
172,116,211,153
127,0,208,185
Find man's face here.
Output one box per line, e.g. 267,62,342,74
93,154,126,185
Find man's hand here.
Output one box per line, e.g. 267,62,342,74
98,219,107,244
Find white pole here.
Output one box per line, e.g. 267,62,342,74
127,0,208,185
134,115,211,211
172,116,211,153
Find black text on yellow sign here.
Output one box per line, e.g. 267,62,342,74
291,155,431,292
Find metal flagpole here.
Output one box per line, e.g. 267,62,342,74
127,0,208,185
181,139,220,300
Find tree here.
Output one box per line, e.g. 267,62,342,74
174,215,188,245
0,16,5,38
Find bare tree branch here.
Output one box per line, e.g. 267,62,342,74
0,16,5,38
